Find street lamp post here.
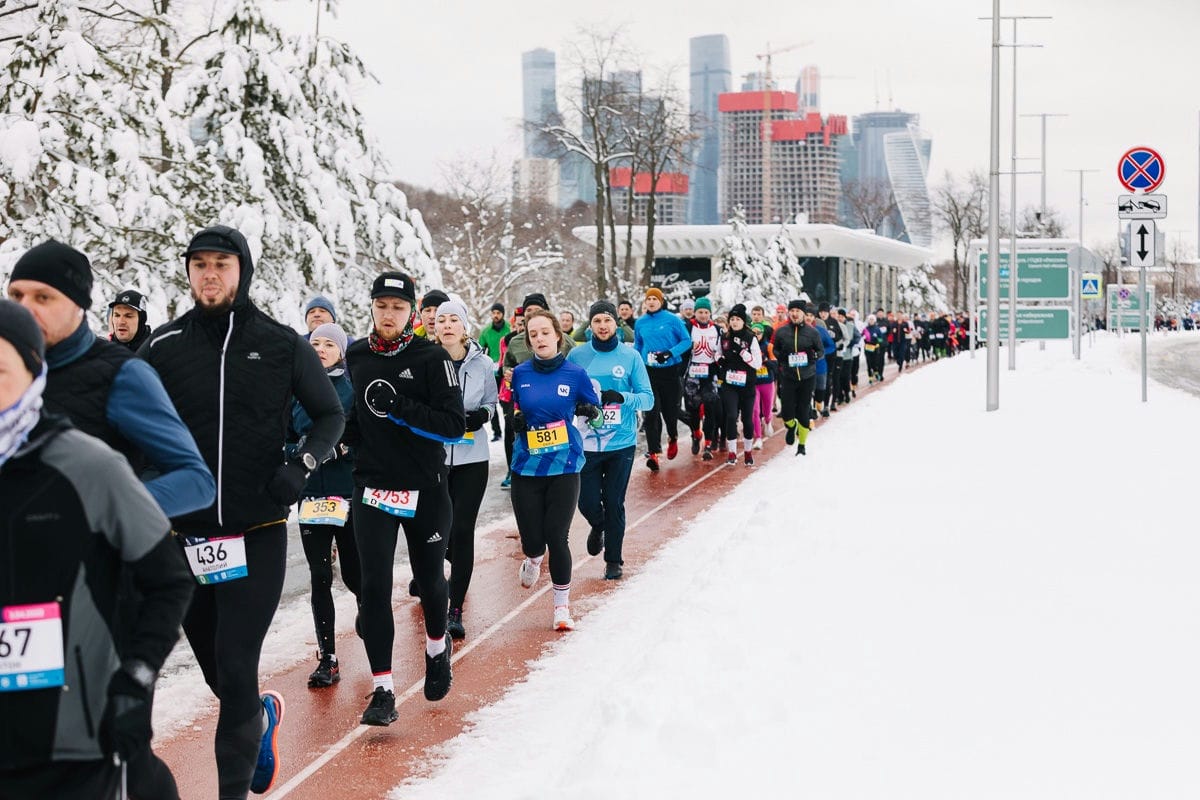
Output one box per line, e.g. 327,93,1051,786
1066,168,1099,359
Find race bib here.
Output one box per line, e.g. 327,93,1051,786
935,333,945,340
362,488,419,518
756,366,769,378
184,536,248,585
688,363,709,379
864,343,878,352
788,353,808,368
601,405,622,427
299,496,350,527
646,352,657,366
726,370,747,387
0,602,64,692
448,430,476,447
527,420,569,455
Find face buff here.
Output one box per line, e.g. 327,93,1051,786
0,368,46,467
368,315,415,357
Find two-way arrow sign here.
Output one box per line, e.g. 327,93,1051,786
1130,220,1156,267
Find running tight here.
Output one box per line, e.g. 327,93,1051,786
446,460,488,609
510,473,580,586
752,381,775,438
300,517,362,658
720,384,756,445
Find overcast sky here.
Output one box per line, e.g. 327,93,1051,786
276,0,1200,258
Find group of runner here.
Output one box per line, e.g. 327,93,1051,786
0,226,954,799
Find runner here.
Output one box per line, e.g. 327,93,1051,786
716,304,762,466
303,295,337,334
683,296,721,460
862,314,888,384
633,287,691,471
772,300,822,455
678,298,695,324
0,300,193,800
750,321,777,449
345,271,463,727
417,289,450,340
143,225,345,798
813,310,835,419
107,288,152,351
288,322,362,690
477,302,509,442
567,300,654,580
437,300,497,640
498,309,526,488
509,310,601,629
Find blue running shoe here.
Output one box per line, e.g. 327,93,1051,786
250,690,285,794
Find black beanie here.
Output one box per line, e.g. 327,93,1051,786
522,292,549,311
10,240,93,310
589,300,618,321
421,289,450,310
370,271,417,304
728,304,750,325
109,288,148,328
490,302,505,314
0,299,45,376
818,301,831,313
787,299,806,311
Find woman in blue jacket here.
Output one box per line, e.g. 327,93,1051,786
437,301,497,640
510,310,602,630
633,287,691,470
288,322,361,689
567,301,654,580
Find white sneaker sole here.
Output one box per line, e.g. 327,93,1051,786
518,560,538,588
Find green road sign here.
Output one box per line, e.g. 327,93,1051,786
1106,284,1155,330
978,307,1071,340
978,251,1071,300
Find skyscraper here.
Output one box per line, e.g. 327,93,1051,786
847,110,933,245
796,65,821,114
688,35,731,224
522,48,558,159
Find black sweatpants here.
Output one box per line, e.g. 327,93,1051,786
720,383,756,444
644,364,682,453
684,375,720,442
850,355,861,388
866,347,885,380
510,472,580,586
0,759,120,800
300,514,362,658
779,376,816,429
180,523,287,800
354,482,451,674
446,460,489,609
836,359,853,403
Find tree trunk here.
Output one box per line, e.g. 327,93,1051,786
952,251,961,309
643,188,657,289
604,173,619,297
593,161,607,298
623,182,635,288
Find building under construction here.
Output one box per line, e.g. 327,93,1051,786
717,90,847,225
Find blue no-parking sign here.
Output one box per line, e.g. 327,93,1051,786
1118,147,1165,193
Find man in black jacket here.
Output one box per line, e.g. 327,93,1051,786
771,300,823,455
0,300,193,800
142,225,345,799
108,288,153,351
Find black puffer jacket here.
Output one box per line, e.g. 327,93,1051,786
141,226,344,537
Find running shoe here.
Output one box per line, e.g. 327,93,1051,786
796,442,806,456
691,430,702,455
250,691,285,793
553,605,574,631
752,437,763,450
666,439,679,460
491,431,502,441
766,420,775,435
447,607,465,640
784,419,796,445
586,524,604,557
519,557,539,588
500,471,511,489
726,451,737,465
702,445,714,462
424,636,453,701
645,453,660,472
408,578,420,597
744,452,754,466
360,687,398,726
307,653,339,689
603,562,623,580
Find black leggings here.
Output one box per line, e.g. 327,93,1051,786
300,515,362,658
778,377,816,429
720,383,756,443
354,482,451,674
180,524,287,800
446,461,488,609
644,364,682,453
684,375,720,442
865,347,885,379
510,473,580,586
501,398,515,469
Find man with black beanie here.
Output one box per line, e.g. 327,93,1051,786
771,299,823,455
141,225,344,797
419,288,451,340
108,288,152,351
0,298,194,800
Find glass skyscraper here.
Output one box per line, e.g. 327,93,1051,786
688,35,731,225
522,48,558,159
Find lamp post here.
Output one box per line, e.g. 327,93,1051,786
1066,168,1099,359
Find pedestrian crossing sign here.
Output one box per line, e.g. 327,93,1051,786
1080,274,1102,300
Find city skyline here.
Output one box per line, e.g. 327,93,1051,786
274,0,1200,258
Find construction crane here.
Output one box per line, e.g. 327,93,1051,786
755,42,811,224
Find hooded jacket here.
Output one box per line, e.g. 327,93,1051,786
141,226,344,537
444,339,498,467
771,321,823,381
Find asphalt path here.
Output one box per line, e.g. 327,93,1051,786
1145,332,1200,398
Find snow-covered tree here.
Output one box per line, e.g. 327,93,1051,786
761,225,806,304
710,207,773,311
897,263,949,313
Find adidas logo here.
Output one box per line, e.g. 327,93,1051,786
398,368,414,379
426,532,443,543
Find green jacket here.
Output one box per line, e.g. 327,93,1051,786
478,320,510,362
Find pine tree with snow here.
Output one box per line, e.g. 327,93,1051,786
761,225,807,304
710,207,771,311
897,262,949,313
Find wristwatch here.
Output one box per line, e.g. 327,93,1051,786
301,452,317,472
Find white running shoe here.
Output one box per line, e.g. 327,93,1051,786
766,421,775,435
752,437,763,450
553,605,574,631
518,558,539,588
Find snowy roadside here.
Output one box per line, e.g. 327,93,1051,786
390,334,1200,800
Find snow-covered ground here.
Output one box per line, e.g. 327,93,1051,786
390,332,1200,800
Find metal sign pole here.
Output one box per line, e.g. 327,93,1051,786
985,0,1001,410
1139,264,1148,402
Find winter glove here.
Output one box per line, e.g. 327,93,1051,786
365,381,397,416
100,663,154,761
266,460,309,506
328,442,351,462
600,389,625,405
740,349,754,364
511,411,528,434
575,402,603,429
464,408,490,432
653,351,672,364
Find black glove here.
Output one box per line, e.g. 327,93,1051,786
600,389,625,405
464,408,489,432
266,460,308,506
329,442,351,462
512,411,528,434
100,664,153,761
575,401,601,421
365,381,396,416
653,351,672,364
